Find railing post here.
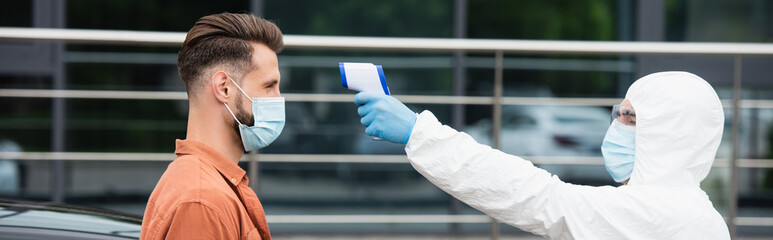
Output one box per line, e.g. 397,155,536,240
41,0,67,204
250,0,264,17
729,55,742,239
490,50,504,240
450,0,467,234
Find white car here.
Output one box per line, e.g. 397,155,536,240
465,105,610,156
464,105,614,185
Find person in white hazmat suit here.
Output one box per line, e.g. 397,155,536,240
353,71,730,239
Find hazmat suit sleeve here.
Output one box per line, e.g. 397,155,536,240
405,110,574,237
404,111,676,239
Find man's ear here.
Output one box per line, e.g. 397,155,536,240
210,71,230,104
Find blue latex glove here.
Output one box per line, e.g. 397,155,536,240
354,92,417,144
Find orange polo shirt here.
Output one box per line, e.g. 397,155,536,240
140,139,271,240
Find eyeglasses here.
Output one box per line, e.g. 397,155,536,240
612,104,636,126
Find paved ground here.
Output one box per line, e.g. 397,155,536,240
273,236,543,240
273,236,773,240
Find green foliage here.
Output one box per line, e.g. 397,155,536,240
67,0,248,31
265,0,453,37
0,1,32,27
468,0,616,40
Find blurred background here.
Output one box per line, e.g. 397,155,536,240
0,0,772,239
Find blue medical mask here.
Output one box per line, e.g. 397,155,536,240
223,76,285,151
601,120,636,182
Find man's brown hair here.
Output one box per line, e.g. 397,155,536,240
178,13,283,96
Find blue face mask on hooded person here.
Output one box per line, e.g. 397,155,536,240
223,75,285,152
601,120,636,182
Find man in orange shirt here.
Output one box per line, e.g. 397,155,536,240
140,13,284,240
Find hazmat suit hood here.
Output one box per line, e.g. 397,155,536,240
624,71,724,187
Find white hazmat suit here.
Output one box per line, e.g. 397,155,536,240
404,72,730,239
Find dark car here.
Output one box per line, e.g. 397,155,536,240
0,198,141,239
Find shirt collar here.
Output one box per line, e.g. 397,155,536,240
174,139,246,186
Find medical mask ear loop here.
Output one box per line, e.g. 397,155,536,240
223,102,243,126
224,74,251,126
227,75,253,100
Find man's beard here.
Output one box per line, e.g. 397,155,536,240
232,96,255,136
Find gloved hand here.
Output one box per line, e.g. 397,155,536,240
354,92,417,144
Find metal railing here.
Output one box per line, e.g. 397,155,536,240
4,152,773,169
2,27,773,239
3,27,773,55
